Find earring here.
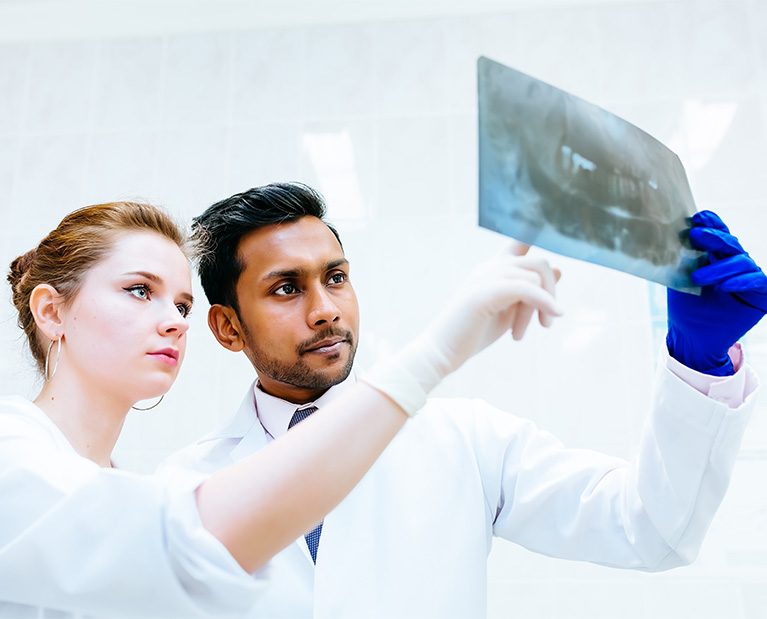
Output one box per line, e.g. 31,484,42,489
44,338,62,382
132,394,164,411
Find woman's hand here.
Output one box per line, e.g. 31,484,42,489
363,244,563,415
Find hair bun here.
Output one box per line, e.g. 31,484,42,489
7,248,37,291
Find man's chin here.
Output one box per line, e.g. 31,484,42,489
305,353,354,387
313,362,353,387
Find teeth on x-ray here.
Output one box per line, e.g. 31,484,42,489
478,56,703,294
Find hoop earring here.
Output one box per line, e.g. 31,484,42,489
44,338,62,382
132,394,164,411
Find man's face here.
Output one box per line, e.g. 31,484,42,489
232,216,359,403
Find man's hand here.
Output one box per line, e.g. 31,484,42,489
667,210,766,375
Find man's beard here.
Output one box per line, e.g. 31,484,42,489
246,327,357,392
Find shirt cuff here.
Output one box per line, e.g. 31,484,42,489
666,343,747,409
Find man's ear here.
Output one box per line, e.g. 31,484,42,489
28,284,65,342
208,304,246,352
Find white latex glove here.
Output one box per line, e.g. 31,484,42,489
362,244,562,415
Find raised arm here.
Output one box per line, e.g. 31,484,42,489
196,245,563,572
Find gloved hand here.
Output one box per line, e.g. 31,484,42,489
667,210,767,375
363,245,562,415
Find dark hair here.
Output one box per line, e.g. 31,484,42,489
8,201,185,374
191,182,341,311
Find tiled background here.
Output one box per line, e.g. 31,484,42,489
1,0,766,616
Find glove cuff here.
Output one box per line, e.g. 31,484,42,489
359,336,449,417
666,331,735,377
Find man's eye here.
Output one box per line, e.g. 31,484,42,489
328,272,347,285
125,284,150,300
275,283,299,296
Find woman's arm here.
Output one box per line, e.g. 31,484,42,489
197,246,563,572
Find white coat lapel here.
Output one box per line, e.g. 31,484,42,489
228,423,270,462
224,389,316,568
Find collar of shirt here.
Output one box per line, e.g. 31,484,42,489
253,372,357,441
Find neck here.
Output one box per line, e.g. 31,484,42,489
256,376,331,405
34,369,129,467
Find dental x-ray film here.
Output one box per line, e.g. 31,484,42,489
478,56,702,293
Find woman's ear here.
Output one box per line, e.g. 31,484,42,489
208,304,246,353
29,284,65,341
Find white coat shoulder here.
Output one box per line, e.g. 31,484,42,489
0,395,265,619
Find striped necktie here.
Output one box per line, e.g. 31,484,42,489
288,406,322,563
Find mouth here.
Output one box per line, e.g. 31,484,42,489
302,337,349,355
147,348,180,366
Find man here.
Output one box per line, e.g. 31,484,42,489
164,183,763,618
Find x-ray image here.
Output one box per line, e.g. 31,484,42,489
478,56,702,293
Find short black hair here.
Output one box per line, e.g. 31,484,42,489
191,182,342,311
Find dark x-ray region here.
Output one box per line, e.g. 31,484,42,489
478,56,702,293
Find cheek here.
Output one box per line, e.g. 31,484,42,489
177,332,188,356
341,291,360,330
66,297,140,366
246,306,302,349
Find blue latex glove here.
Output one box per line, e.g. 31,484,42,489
667,210,767,376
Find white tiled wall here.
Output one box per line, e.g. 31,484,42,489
1,1,766,616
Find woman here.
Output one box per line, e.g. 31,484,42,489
0,201,561,618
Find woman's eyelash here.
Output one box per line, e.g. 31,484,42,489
125,284,151,298
177,303,192,318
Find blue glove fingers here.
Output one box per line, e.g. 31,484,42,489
691,210,730,233
689,227,745,256
692,253,758,286
719,272,767,314
719,270,767,293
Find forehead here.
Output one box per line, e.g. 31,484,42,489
237,216,344,276
87,230,190,283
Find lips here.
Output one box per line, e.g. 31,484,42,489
303,337,348,354
148,348,180,365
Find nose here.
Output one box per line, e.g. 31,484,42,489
306,285,341,328
157,304,190,338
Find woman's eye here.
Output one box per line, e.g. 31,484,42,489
125,284,150,300
275,283,299,296
176,303,192,318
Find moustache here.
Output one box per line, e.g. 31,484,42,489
298,328,354,354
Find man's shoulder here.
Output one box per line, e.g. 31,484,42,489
159,385,262,477
418,396,500,421
410,396,513,436
414,395,535,442
161,435,241,476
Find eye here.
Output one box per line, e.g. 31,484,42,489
125,284,151,300
274,283,300,296
328,272,347,285
176,303,192,318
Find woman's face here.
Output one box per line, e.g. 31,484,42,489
59,231,193,405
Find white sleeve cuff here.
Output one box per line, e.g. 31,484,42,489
665,343,752,409
163,475,266,616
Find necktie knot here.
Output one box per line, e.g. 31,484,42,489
288,406,318,429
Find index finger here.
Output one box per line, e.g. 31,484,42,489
507,242,530,257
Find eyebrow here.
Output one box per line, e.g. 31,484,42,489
123,271,194,305
261,258,349,282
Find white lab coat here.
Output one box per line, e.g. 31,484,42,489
0,396,264,619
162,360,759,619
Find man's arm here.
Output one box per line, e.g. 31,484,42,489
481,211,764,569
474,353,757,570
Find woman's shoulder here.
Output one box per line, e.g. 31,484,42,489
0,396,94,483
0,395,58,441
